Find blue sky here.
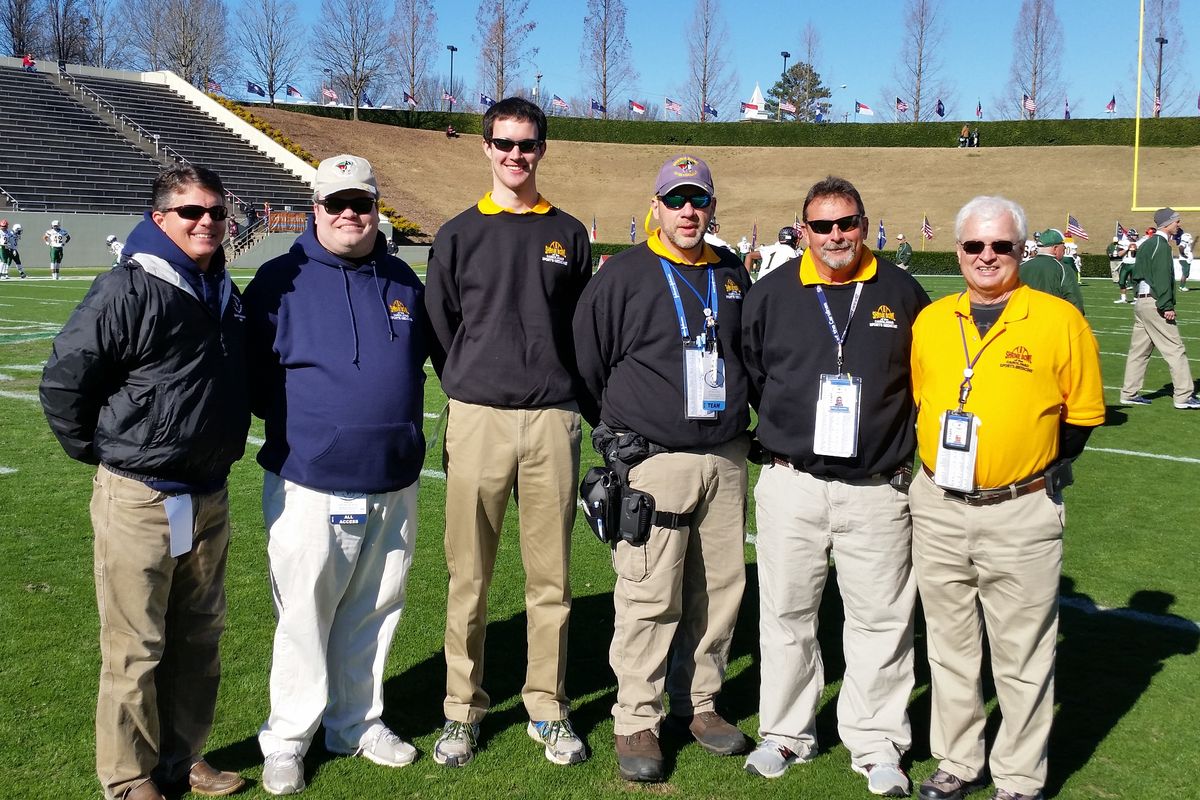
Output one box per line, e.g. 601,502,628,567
285,0,1199,121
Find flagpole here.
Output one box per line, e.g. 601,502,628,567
921,214,926,251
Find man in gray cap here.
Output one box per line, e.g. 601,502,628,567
1019,228,1085,315
1120,208,1200,409
245,153,430,794
574,154,752,782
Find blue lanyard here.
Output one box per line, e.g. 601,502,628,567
814,282,863,374
660,258,718,345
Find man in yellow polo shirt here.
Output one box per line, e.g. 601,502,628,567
909,196,1104,800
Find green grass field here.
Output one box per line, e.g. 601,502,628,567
1,268,1197,799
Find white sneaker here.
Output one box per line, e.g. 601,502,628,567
356,726,417,767
1182,286,1191,292
1113,298,1128,303
433,719,480,767
744,739,802,778
527,718,588,765
852,762,911,797
262,752,305,795
1174,396,1200,410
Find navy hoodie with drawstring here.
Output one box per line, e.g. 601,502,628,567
242,220,428,494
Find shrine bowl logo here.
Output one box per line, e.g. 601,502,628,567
543,240,569,266
1002,345,1033,372
869,304,898,329
724,277,743,301
388,298,412,321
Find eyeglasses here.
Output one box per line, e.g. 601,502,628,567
321,196,377,215
487,137,542,153
805,215,862,235
960,240,1018,255
166,204,228,221
658,192,713,210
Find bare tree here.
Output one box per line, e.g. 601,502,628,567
236,0,305,105
391,0,436,108
1139,0,1191,116
1007,0,1063,119
890,0,951,121
579,0,636,120
311,0,389,119
45,0,90,62
683,0,736,122
3,0,42,55
84,0,128,67
474,0,536,100
123,0,231,86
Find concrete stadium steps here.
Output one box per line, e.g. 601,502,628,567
73,75,313,210
0,67,161,213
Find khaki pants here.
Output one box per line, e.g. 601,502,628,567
753,464,915,766
610,436,748,736
442,399,581,723
91,466,230,800
1121,297,1195,405
910,470,1062,796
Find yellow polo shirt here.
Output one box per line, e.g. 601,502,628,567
477,192,552,215
646,228,720,265
798,247,878,285
911,285,1105,488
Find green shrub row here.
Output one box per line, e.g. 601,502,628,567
271,103,1199,148
592,243,1114,278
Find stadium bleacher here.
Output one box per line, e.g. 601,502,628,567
71,74,313,211
0,67,162,213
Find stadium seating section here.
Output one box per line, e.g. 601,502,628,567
0,66,312,214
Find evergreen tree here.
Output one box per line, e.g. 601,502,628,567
767,61,831,122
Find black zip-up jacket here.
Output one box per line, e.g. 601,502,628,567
40,216,250,485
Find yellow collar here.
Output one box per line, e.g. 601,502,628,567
646,229,720,265
477,192,552,215
799,247,878,285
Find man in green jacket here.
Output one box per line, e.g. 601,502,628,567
1119,208,1200,409
1019,228,1085,315
894,233,912,270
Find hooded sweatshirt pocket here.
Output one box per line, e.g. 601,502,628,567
307,422,422,485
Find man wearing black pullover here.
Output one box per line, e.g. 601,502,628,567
740,176,930,797
425,97,592,768
574,155,752,783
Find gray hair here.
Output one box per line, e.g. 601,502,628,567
954,195,1027,243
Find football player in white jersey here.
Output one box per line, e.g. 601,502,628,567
43,220,71,279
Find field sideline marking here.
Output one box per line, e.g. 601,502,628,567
0,466,15,475
1085,447,1200,465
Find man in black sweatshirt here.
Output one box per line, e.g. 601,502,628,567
425,97,593,768
740,176,930,796
574,155,752,783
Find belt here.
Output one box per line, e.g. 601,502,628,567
921,464,1046,506
771,452,900,483
653,510,691,529
1136,293,1153,298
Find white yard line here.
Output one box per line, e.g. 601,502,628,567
1084,447,1200,465
0,389,37,401
1100,350,1200,362
0,466,16,475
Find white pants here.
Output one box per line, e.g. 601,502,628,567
753,464,915,766
258,472,418,757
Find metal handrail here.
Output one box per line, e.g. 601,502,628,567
0,185,21,210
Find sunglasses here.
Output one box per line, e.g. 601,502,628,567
805,214,862,235
166,204,228,221
659,192,713,210
960,239,1018,255
321,196,377,215
488,137,542,153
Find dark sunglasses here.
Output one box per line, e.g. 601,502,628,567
321,196,377,215
805,214,862,235
960,239,1018,255
659,192,714,210
166,204,228,221
488,137,542,153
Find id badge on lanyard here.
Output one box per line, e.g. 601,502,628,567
933,410,980,492
813,373,862,457
685,344,725,419
330,492,368,525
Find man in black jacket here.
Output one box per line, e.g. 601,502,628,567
40,165,249,800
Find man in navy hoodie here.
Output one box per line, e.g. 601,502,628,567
243,155,428,795
41,164,249,800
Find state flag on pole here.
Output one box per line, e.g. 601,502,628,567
703,101,719,118
286,84,304,99
480,93,495,107
855,100,874,115
895,97,909,113
629,215,636,243
1067,215,1089,241
741,101,759,112
403,91,418,107
665,97,682,115
591,98,606,113
629,99,646,115
1023,94,1037,113
877,219,886,250
751,220,758,249
1064,98,1071,120
1106,95,1116,113
246,81,266,97
922,215,934,240
591,215,598,243
935,98,945,117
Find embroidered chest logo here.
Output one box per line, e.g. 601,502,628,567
1001,345,1033,372
869,304,898,329
724,277,743,301
543,240,569,267
388,298,412,321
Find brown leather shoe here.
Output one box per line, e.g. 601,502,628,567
671,711,749,755
187,759,246,796
124,780,166,800
614,729,664,782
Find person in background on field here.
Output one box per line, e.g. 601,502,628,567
1063,241,1082,284
910,195,1104,800
744,226,800,281
1177,232,1192,292
1119,208,1200,410
1115,238,1136,303
0,219,28,279
425,96,593,769
741,176,929,796
44,219,70,279
39,164,249,800
704,217,737,255
895,232,913,270
958,124,969,147
244,154,429,796
105,234,124,268
1019,228,1084,315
